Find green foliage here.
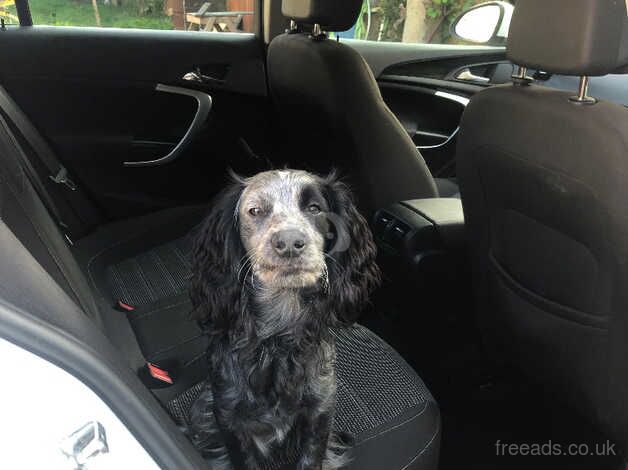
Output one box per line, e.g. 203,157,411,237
425,0,479,42
29,0,172,29
379,0,406,41
426,0,477,22
137,0,166,16
361,0,479,43
0,0,19,24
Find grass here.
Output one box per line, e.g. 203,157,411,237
29,0,173,29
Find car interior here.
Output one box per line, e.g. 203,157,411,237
0,0,627,469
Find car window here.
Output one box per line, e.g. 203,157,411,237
0,0,19,25
21,0,255,32
542,74,628,107
335,0,515,45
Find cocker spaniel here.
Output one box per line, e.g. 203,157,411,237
188,169,380,469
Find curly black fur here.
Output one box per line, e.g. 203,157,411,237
188,170,380,470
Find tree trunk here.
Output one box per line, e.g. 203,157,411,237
91,0,102,27
402,0,427,43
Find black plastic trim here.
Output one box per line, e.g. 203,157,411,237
379,74,481,96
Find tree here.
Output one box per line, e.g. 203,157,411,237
91,0,102,26
402,0,426,43
360,0,510,44
424,0,479,43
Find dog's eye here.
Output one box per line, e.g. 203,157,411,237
249,207,264,217
308,204,322,215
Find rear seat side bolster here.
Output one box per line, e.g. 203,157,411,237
73,205,208,304
0,223,207,469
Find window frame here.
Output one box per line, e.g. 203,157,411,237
13,0,263,36
13,0,32,26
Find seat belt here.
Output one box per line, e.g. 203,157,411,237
0,85,102,236
0,86,76,191
0,113,74,243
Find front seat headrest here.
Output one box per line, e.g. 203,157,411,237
507,0,628,76
281,0,363,32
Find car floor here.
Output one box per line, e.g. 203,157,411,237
360,286,624,470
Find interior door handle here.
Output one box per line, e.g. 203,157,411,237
183,67,225,86
455,68,490,84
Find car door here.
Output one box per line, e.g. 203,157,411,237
0,0,270,220
350,39,513,178
335,0,517,180
341,0,628,181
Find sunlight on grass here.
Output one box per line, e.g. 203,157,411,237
0,0,19,25
29,0,173,29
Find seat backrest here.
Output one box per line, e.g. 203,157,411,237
0,85,104,238
267,0,438,212
0,112,100,322
457,0,628,451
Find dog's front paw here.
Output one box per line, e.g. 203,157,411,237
296,459,322,470
322,432,352,470
322,450,350,470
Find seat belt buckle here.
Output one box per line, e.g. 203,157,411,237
49,166,77,191
139,361,178,389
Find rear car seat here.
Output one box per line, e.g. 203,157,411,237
0,92,441,469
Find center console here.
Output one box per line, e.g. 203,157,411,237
368,198,474,392
373,198,466,268
370,197,470,335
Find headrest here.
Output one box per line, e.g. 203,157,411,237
507,0,628,76
282,0,363,32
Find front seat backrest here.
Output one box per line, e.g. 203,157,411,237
267,0,439,212
457,0,628,453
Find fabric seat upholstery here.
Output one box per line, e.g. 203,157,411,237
167,325,441,470
75,208,442,469
267,0,457,212
457,0,628,455
0,77,441,468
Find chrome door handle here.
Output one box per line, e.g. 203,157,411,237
183,67,225,85
455,68,490,84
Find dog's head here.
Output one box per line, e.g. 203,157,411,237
191,169,380,327
238,170,333,290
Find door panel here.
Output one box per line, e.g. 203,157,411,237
343,39,505,78
379,82,466,177
348,38,628,178
346,39,508,178
0,26,270,219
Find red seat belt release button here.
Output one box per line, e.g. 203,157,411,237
117,300,136,312
147,363,174,384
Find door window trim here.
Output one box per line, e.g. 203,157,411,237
12,0,263,37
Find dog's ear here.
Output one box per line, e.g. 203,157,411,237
323,172,381,325
190,181,245,328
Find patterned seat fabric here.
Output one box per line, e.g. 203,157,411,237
105,236,192,307
165,325,440,470
76,208,441,470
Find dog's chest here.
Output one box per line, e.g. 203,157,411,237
248,339,336,405
207,325,338,469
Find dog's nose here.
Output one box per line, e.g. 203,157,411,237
271,230,307,257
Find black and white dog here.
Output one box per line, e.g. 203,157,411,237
188,170,380,469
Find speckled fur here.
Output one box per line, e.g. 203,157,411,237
188,170,380,469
